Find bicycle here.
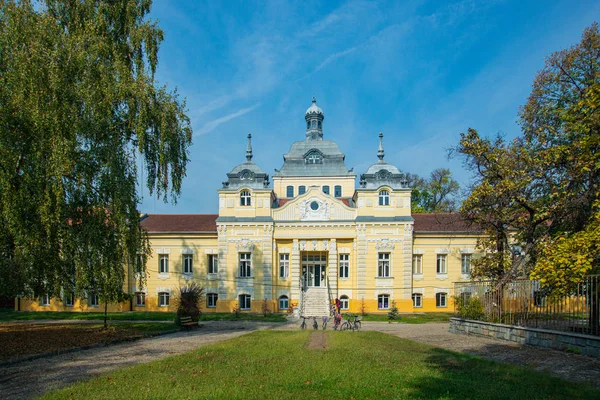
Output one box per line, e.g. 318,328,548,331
300,316,308,330
340,313,362,331
332,313,342,330
312,316,318,330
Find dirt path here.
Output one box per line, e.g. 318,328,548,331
0,321,282,400
306,331,327,350
359,322,600,389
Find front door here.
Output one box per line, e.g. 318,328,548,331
302,252,327,289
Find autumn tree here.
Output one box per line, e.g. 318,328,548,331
0,0,192,326
407,169,460,213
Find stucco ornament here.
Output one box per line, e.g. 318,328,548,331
299,197,330,221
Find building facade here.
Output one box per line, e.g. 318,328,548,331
20,98,481,314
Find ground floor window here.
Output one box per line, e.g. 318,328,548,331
436,292,447,308
279,295,289,310
207,293,218,308
89,293,99,307
64,293,74,307
159,292,170,307
135,292,146,307
239,294,251,310
459,292,471,305
412,293,422,308
340,295,349,310
41,294,50,306
378,294,390,310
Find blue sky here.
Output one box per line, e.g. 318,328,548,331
141,0,600,214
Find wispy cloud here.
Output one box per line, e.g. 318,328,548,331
190,95,232,117
314,46,359,74
194,103,262,136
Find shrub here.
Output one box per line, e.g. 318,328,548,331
175,283,205,325
232,303,240,319
387,300,400,322
360,297,369,316
261,298,271,317
453,295,485,320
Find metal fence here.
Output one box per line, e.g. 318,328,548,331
454,275,600,336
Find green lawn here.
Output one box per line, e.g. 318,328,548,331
359,312,451,324
42,331,597,399
0,309,286,323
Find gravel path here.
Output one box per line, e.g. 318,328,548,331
0,321,282,400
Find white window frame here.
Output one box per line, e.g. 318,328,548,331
339,254,349,279
135,292,146,307
239,253,252,277
379,190,390,206
240,190,251,206
461,254,472,275
436,254,447,274
89,293,99,307
412,293,422,308
340,295,349,310
412,255,422,275
278,295,289,310
208,254,218,274
378,294,390,310
239,294,251,310
159,254,169,274
41,294,50,306
436,292,447,308
279,253,289,279
158,292,170,307
207,293,218,308
183,254,193,275
378,253,390,278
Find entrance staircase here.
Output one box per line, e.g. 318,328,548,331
301,287,330,317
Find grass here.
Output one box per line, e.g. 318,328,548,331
359,312,452,324
42,331,597,399
0,309,286,323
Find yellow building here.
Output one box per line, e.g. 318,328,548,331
21,98,481,314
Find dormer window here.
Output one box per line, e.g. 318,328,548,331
379,190,390,206
305,151,322,164
240,190,251,206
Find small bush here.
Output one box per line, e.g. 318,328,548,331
232,303,240,319
175,283,205,325
360,298,369,316
387,300,400,322
453,295,485,320
261,298,271,317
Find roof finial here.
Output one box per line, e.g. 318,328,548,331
312,96,316,104
378,132,385,161
246,133,253,162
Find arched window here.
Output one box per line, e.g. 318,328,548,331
340,295,349,310
334,185,342,197
379,190,390,206
378,294,390,310
279,295,289,310
286,186,294,197
240,190,251,206
305,151,322,164
298,186,306,195
322,185,330,195
312,120,317,128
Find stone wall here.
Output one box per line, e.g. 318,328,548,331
450,317,600,358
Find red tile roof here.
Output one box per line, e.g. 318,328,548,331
413,213,481,233
140,214,218,233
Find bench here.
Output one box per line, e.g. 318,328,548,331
180,316,197,330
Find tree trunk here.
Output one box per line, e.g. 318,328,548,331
103,300,108,330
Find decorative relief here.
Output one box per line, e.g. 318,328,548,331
292,240,299,251
300,240,306,251
367,238,403,250
312,239,317,250
329,239,336,252
356,224,367,237
228,237,262,251
298,198,330,221
404,224,413,235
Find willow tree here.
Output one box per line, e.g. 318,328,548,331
0,0,192,323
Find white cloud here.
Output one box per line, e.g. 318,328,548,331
194,103,262,136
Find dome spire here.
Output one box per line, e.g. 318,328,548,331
246,133,253,162
378,132,385,162
305,97,324,141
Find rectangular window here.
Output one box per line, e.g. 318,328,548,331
461,254,472,275
412,255,422,275
89,293,99,307
339,254,349,278
334,185,342,197
159,292,170,307
239,294,251,310
159,255,169,273
534,290,546,307
436,255,447,274
135,292,146,307
412,293,422,308
322,185,330,195
208,254,218,274
378,253,390,277
436,292,447,308
298,186,306,195
207,293,218,308
41,294,50,306
279,253,289,279
378,294,390,310
286,186,294,197
64,293,74,307
239,253,251,277
340,296,349,310
183,254,193,274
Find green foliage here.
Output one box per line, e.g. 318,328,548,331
453,296,485,321
175,283,204,324
387,300,400,322
452,23,600,289
408,169,460,213
0,1,192,304
360,297,368,316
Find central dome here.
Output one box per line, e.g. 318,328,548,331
305,96,324,116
